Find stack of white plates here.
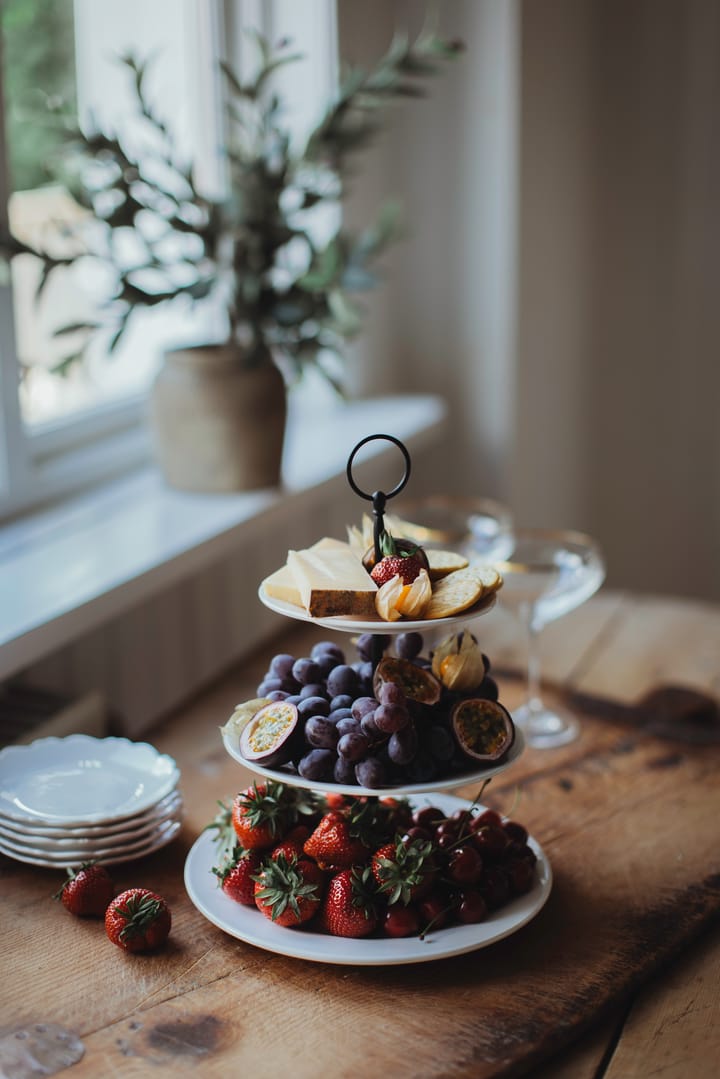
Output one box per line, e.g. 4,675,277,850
0,734,183,867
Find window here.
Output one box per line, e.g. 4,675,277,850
0,0,338,520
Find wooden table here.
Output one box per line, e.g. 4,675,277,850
2,590,720,1078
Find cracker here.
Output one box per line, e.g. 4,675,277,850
425,568,485,619
471,565,503,594
426,549,470,580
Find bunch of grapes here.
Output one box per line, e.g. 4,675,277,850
254,632,499,789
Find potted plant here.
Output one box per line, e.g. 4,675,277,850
2,29,462,492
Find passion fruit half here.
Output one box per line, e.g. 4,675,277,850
450,699,515,763
239,701,300,768
373,657,442,706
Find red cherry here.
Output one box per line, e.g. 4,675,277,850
413,806,445,830
447,845,484,886
479,867,510,910
418,893,452,932
472,825,509,859
457,891,488,924
471,808,503,831
503,820,528,845
506,858,535,896
383,905,421,938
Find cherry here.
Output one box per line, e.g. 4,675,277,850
472,825,508,859
457,891,488,924
503,820,528,845
506,858,535,896
384,905,421,938
418,893,452,932
447,845,484,886
479,867,510,910
471,808,503,831
412,806,445,830
402,826,433,844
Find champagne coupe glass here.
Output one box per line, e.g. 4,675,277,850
497,529,606,748
392,495,515,565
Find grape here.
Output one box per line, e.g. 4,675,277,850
337,731,370,761
292,658,321,685
352,660,373,681
269,653,296,678
374,703,410,734
351,696,377,721
379,682,405,707
299,683,327,700
360,711,382,740
335,716,360,737
305,716,339,750
355,756,389,789
257,677,283,696
297,749,335,781
329,707,353,722
310,641,345,664
387,724,418,766
330,694,353,711
355,632,389,661
478,676,499,702
298,696,330,719
315,652,342,678
395,632,423,660
266,689,289,702
333,756,358,785
428,724,455,762
405,750,439,783
326,665,358,698
284,694,302,706
280,677,301,694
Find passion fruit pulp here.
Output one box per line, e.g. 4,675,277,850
239,701,300,768
450,699,515,763
373,657,442,706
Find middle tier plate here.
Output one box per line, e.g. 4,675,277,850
222,726,525,798
258,584,496,634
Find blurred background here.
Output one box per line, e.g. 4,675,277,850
1,0,718,595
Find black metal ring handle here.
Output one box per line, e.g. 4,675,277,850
346,434,412,562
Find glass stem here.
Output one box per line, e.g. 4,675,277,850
524,612,543,711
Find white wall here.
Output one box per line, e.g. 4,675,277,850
338,0,720,601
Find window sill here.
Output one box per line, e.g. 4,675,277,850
0,394,448,684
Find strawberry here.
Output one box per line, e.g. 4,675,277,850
212,847,261,906
370,532,428,587
270,824,311,863
303,810,370,870
54,862,115,918
320,866,379,938
231,782,293,851
371,836,437,905
253,853,324,927
105,888,171,952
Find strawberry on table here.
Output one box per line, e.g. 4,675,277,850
213,847,261,906
54,862,115,918
320,867,379,938
105,888,172,952
253,853,324,927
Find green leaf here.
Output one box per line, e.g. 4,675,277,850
327,289,362,337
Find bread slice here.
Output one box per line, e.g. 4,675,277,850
288,545,377,618
262,538,349,608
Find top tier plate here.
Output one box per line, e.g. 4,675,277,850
258,584,496,635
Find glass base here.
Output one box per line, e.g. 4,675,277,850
512,699,580,749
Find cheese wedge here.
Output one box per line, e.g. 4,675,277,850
288,545,377,618
262,538,349,607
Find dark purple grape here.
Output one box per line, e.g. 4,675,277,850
280,676,301,693
326,665,358,698
257,677,283,696
355,756,389,789
266,689,289,702
310,641,345,663
315,652,342,678
352,660,374,681
329,707,353,722
356,633,390,661
388,724,419,766
292,658,321,686
379,682,406,707
284,694,302,706
298,696,330,719
297,748,335,781
374,703,410,734
395,632,423,660
299,683,327,700
334,755,358,785
305,716,339,750
360,711,382,740
337,731,371,761
269,653,296,678
335,716,360,737
406,750,439,784
428,724,455,762
478,676,499,702
330,694,353,711
351,696,378,721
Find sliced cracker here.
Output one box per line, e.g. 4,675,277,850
426,549,470,581
425,568,485,619
470,564,503,594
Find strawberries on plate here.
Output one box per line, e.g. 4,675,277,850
253,853,324,927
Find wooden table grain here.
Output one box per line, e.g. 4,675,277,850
2,590,719,1079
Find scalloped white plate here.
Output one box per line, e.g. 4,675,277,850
0,790,183,838
222,726,524,799
184,793,552,966
0,735,180,826
0,818,182,868
258,585,496,634
0,796,184,851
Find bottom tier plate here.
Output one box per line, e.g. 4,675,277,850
184,793,552,966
